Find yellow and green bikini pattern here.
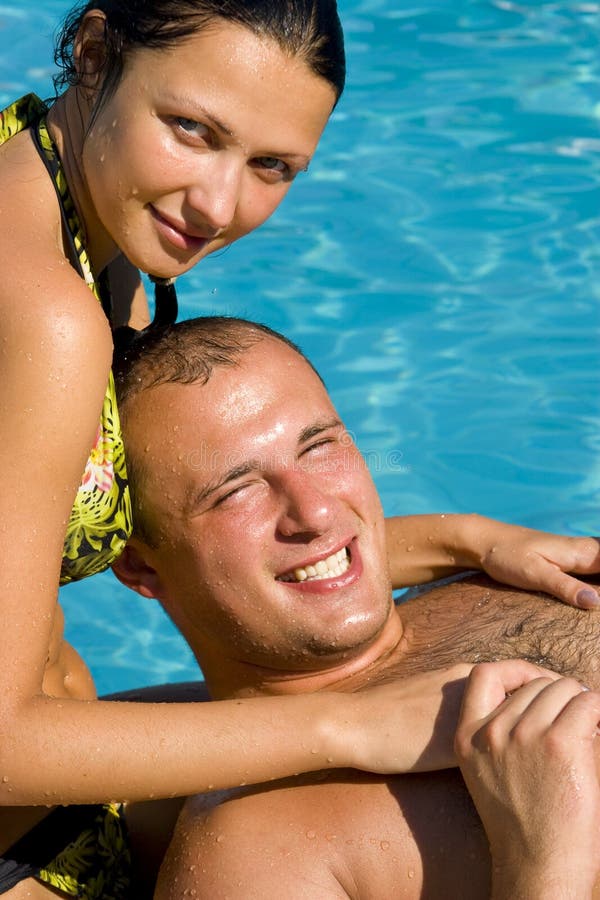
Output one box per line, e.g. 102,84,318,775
39,804,130,900
0,94,132,583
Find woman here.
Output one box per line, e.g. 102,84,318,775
1,1,599,896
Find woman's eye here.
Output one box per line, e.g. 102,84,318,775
174,117,209,139
256,156,288,174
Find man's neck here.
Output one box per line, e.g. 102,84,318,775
206,573,600,699
203,605,406,699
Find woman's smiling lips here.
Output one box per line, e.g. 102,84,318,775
149,205,211,253
276,540,362,593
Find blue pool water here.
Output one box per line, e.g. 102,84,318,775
5,1,600,693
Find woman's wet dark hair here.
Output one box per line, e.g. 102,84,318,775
54,0,345,120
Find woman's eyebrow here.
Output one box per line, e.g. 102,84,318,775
161,91,312,164
161,91,234,136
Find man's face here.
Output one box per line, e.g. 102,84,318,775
124,338,394,681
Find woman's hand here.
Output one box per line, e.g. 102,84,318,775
473,520,600,609
385,514,600,608
455,660,600,900
332,660,549,775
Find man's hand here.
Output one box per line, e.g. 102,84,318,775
455,660,600,900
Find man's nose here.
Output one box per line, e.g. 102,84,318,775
186,154,243,232
276,472,335,539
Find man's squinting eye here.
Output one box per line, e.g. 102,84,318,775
302,436,337,456
212,481,256,508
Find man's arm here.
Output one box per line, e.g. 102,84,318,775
455,661,600,900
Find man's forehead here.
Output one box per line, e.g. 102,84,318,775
127,338,331,455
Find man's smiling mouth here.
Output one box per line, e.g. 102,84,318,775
278,547,350,583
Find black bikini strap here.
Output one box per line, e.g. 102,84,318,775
30,120,85,282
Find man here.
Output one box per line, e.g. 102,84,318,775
112,316,600,898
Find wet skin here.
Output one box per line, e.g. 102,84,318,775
120,337,399,697
56,17,336,279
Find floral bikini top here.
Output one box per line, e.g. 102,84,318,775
0,94,132,584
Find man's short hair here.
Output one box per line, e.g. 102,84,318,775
113,316,323,544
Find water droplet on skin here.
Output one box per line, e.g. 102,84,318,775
1,775,8,783
306,830,316,840
380,840,390,851
408,869,415,879
216,834,224,843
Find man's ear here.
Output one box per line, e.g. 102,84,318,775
73,11,108,91
112,541,166,600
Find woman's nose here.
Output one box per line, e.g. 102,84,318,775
186,154,243,232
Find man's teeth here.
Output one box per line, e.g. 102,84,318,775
280,548,350,583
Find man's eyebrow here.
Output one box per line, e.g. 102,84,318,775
297,418,344,444
185,419,345,512
185,461,257,513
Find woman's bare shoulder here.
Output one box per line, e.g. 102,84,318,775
0,133,110,356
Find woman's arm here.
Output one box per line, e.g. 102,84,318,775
385,513,600,606
2,664,473,805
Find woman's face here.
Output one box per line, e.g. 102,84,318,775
81,19,336,277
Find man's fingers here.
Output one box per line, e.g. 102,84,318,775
457,660,558,727
554,689,600,741
503,676,590,735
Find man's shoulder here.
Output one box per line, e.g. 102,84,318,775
157,772,389,898
156,768,488,900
